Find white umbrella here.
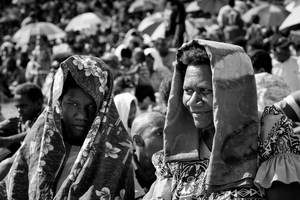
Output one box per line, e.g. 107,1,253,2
279,5,300,31
128,0,156,13
285,0,300,12
242,2,290,27
138,12,198,41
65,12,102,32
12,22,66,46
186,1,201,13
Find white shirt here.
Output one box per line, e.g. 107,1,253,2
272,56,300,92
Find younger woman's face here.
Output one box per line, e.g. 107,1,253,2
60,86,97,142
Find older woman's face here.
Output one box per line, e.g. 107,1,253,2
183,65,213,129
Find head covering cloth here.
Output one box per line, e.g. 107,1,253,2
144,48,166,71
164,39,259,192
114,92,140,132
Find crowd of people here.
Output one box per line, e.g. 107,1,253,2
0,0,300,199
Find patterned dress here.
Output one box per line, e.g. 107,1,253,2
145,106,300,200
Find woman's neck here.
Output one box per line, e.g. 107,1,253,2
201,127,215,151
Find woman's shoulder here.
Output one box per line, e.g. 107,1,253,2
255,105,300,193
258,105,300,163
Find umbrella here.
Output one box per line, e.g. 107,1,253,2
242,2,290,27
234,0,248,14
12,0,34,4
198,0,227,15
12,22,66,46
279,5,300,31
65,12,102,32
138,12,167,40
138,12,164,36
186,0,202,13
285,0,300,12
138,12,198,40
128,0,156,13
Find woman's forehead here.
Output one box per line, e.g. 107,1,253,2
63,86,95,104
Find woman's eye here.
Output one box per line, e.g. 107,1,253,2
88,104,96,109
201,88,212,95
156,132,163,136
184,88,193,95
68,102,77,106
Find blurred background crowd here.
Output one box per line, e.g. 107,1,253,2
1,0,300,197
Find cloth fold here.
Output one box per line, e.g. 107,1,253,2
254,153,300,194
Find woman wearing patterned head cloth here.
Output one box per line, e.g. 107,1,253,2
0,55,134,199
143,39,300,200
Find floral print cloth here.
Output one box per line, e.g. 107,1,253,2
0,55,134,200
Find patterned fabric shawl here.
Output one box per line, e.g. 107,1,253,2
164,39,259,192
3,55,134,199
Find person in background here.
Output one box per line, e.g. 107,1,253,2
152,73,173,113
217,0,244,43
165,0,186,48
154,38,177,72
144,48,172,93
274,90,300,128
101,52,122,79
0,82,44,180
131,111,165,199
114,92,140,133
25,35,52,88
271,36,300,92
248,49,292,111
143,39,300,200
244,14,262,41
131,48,156,109
0,55,134,199
120,47,133,71
245,37,266,54
0,42,26,97
42,52,72,102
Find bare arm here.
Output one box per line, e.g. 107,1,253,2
0,153,17,181
0,132,27,148
266,181,300,200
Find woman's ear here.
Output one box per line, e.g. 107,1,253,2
133,135,144,147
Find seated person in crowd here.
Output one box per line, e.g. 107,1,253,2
248,49,292,111
275,90,300,128
144,48,172,93
131,111,165,199
154,38,177,72
271,36,300,92
114,92,140,133
132,49,156,109
152,73,173,113
144,39,300,200
0,55,134,199
0,82,44,180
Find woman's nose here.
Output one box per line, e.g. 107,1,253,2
187,92,203,107
75,107,88,120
